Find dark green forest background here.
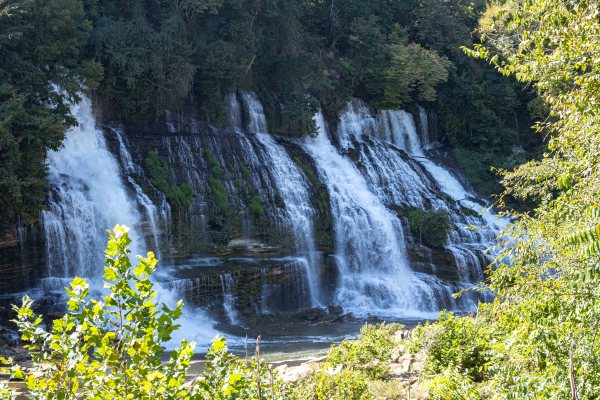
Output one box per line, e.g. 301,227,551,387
0,0,541,231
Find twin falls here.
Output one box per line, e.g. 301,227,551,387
0,92,505,344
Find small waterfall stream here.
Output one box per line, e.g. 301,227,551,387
238,92,321,308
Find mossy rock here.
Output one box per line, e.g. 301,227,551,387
407,208,451,248
249,196,265,219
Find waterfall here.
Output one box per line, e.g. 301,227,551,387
304,112,445,317
111,127,170,258
331,101,505,310
43,97,146,280
41,95,216,347
32,90,503,335
373,105,506,232
238,92,322,308
220,274,240,325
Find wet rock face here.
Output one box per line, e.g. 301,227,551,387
0,225,45,296
405,243,462,282
0,95,498,329
163,256,339,327
122,123,299,259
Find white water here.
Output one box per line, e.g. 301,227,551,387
239,92,321,308
220,274,240,325
43,97,145,279
305,112,441,317
111,128,169,258
374,104,507,232
42,95,216,348
36,92,503,343
333,101,504,307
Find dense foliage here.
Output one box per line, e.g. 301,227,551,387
407,208,451,248
327,323,402,379
411,0,600,398
0,0,539,231
291,323,411,399
144,150,193,208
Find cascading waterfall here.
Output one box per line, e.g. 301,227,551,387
111,127,170,258
41,95,216,346
30,90,504,337
43,97,146,281
305,112,446,317
238,92,321,308
333,100,505,307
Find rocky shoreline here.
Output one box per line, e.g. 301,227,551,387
275,328,428,399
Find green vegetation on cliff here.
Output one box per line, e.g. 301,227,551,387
205,149,229,215
407,208,451,248
144,150,193,208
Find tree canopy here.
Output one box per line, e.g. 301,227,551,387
0,0,94,228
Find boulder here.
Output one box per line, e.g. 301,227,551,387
294,307,327,322
275,362,314,383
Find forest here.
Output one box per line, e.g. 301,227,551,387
1,0,538,231
2,0,600,398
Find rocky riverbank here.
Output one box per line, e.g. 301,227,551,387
275,326,429,399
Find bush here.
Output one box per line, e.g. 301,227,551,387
209,176,228,214
195,336,285,399
289,370,374,400
407,208,451,248
327,323,403,379
0,225,281,399
423,368,483,400
144,150,170,193
206,150,229,214
409,312,493,382
248,196,265,219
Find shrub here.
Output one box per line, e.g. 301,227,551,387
205,149,229,214
409,311,494,382
327,323,403,379
423,368,483,400
240,165,252,182
145,150,194,208
209,176,228,214
144,150,170,193
289,370,374,400
0,225,281,399
248,196,265,219
167,183,194,208
194,336,285,399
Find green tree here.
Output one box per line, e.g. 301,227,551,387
380,41,450,108
91,8,196,119
474,0,600,396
